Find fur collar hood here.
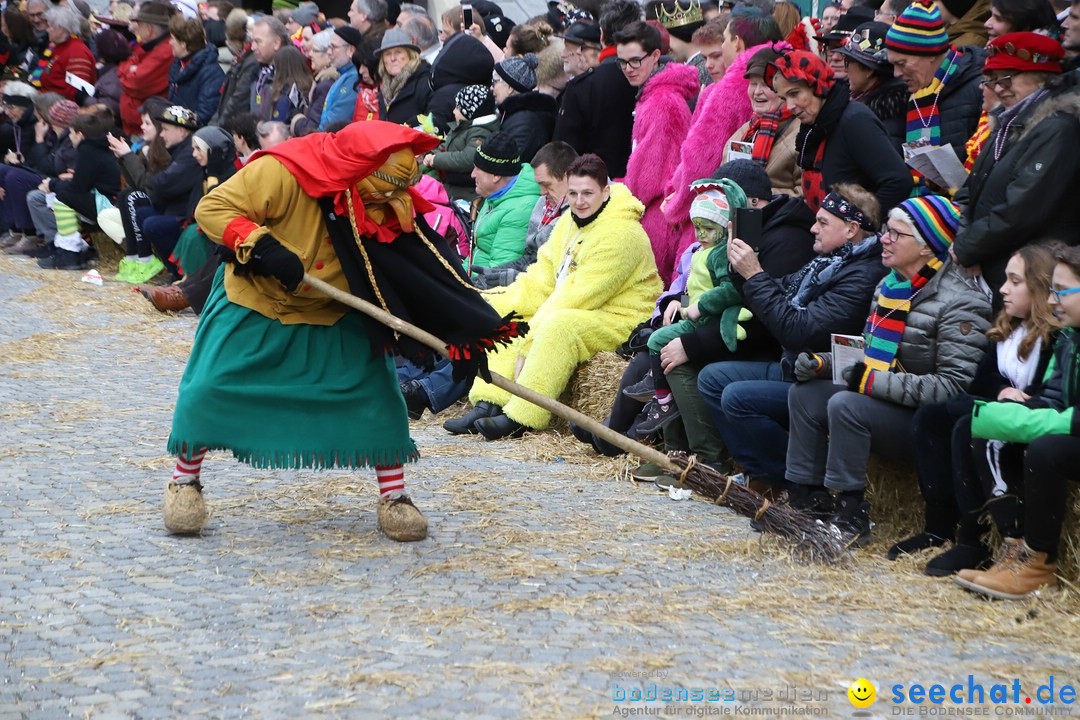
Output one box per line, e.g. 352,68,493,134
1010,72,1080,142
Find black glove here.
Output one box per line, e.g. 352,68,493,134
844,361,869,393
248,235,303,292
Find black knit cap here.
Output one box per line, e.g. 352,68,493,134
714,158,772,201
474,132,521,176
334,25,364,49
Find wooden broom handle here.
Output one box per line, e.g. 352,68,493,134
303,274,677,471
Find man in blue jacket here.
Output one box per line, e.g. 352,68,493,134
319,26,362,130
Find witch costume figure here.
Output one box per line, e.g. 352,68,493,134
164,121,525,541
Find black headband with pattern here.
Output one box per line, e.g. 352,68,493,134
821,192,875,231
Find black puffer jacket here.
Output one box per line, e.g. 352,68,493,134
930,47,986,162
428,34,494,133
741,238,888,368
51,135,121,201
953,73,1080,297
857,76,908,153
498,91,557,163
379,61,433,127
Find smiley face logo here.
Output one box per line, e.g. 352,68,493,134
848,678,876,709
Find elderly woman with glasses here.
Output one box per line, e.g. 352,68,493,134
782,196,992,547
952,32,1080,309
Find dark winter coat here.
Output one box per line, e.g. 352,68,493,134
929,47,986,162
25,127,76,179
427,34,495,133
148,136,202,216
806,88,912,214
681,194,818,364
378,62,433,127
497,91,557,163
168,45,226,125
856,76,908,153
0,109,39,160
966,330,1055,401
740,237,888,368
51,135,121,201
552,55,636,178
90,63,123,122
429,112,499,196
292,73,336,136
208,47,258,127
953,74,1080,297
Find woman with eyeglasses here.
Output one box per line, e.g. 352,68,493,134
953,244,1080,600
952,32,1080,308
290,29,339,137
783,196,992,547
890,244,1056,577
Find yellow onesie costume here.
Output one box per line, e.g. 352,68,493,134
469,183,662,428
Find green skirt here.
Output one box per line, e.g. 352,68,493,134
172,225,212,277
167,267,417,469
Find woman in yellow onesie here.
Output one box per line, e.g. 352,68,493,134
444,154,662,440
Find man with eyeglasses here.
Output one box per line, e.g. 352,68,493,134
318,26,362,130
25,0,48,51
551,0,637,178
883,0,984,169
616,19,700,284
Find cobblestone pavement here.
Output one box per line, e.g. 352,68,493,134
1,255,1077,720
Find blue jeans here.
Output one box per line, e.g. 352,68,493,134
698,361,790,483
396,358,470,414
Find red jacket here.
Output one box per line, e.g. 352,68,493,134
118,34,173,135
35,36,96,101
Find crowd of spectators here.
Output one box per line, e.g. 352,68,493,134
0,0,1078,602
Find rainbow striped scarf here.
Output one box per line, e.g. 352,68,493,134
905,48,960,147
862,256,943,375
28,43,54,88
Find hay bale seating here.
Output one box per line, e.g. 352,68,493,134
563,352,1080,580
87,229,124,275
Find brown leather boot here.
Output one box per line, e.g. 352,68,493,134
957,537,1020,582
955,539,1057,600
140,284,190,313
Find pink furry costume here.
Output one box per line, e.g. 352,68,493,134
622,62,700,286
663,43,790,267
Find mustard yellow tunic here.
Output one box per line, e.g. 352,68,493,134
168,156,415,468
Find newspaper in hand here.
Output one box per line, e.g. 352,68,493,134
831,333,865,385
904,143,969,191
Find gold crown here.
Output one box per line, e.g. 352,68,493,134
655,0,703,29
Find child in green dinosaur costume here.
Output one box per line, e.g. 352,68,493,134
639,177,753,432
